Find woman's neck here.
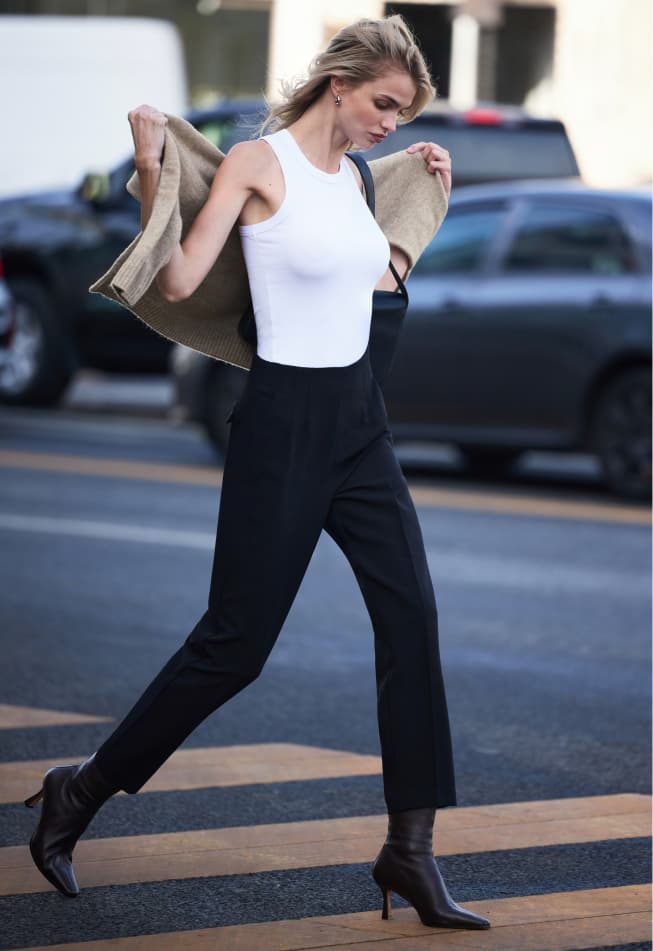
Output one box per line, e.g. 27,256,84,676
287,98,350,174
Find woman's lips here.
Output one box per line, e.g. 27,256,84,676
370,132,385,143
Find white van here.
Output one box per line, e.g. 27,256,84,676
0,15,188,198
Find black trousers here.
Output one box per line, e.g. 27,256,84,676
96,347,456,812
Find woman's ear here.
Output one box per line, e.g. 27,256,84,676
330,77,349,100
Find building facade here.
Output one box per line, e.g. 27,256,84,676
267,0,651,188
2,0,650,186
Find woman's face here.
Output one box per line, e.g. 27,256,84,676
336,70,417,149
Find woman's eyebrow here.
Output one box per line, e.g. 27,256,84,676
378,94,411,108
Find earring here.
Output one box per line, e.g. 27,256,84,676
334,94,342,106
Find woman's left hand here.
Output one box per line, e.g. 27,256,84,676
406,141,452,199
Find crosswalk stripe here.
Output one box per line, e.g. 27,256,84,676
3,885,650,950
0,448,648,525
0,704,111,730
0,744,382,805
3,794,648,896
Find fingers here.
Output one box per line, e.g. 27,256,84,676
127,104,168,127
406,141,451,176
127,106,168,167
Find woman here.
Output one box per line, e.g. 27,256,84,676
25,15,489,931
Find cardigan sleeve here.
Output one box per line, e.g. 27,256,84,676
368,149,448,278
88,115,255,371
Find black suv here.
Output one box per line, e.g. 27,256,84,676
0,100,579,406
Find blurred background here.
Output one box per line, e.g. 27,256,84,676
1,0,651,194
0,0,650,501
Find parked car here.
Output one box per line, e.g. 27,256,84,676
0,99,265,406
0,256,16,383
0,100,579,406
358,101,580,186
172,181,652,501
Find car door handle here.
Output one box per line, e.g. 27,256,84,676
441,297,464,310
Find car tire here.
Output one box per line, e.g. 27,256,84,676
0,277,74,405
204,363,248,455
590,367,652,501
461,447,521,478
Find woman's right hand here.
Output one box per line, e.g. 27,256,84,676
127,104,168,169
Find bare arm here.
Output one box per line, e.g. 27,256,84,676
136,159,162,232
128,105,168,232
155,141,260,303
126,105,261,303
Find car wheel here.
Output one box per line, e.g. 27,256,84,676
0,277,74,405
461,447,521,478
590,367,652,500
204,363,248,454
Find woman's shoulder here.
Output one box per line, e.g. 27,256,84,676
228,137,276,169
220,137,281,191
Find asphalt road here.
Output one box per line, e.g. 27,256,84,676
0,383,650,950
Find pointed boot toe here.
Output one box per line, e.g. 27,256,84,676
25,755,116,897
29,839,80,897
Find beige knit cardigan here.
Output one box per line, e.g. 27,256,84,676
89,114,448,371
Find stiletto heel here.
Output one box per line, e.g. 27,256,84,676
381,886,392,920
24,788,44,808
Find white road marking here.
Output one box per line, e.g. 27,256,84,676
426,548,650,597
0,512,214,550
0,512,647,598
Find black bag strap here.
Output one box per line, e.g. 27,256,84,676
346,151,376,215
345,151,407,300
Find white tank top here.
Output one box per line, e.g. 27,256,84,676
238,128,390,367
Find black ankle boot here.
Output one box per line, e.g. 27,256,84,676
25,753,117,897
372,807,490,929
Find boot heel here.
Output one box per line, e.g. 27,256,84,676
380,886,392,920
24,788,44,808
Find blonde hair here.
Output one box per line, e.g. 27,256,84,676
257,15,436,142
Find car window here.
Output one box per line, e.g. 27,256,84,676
367,122,579,185
96,158,134,206
196,113,262,152
197,118,238,151
503,203,636,274
625,198,652,270
410,204,508,276
100,108,264,205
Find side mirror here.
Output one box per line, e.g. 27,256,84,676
78,172,111,203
